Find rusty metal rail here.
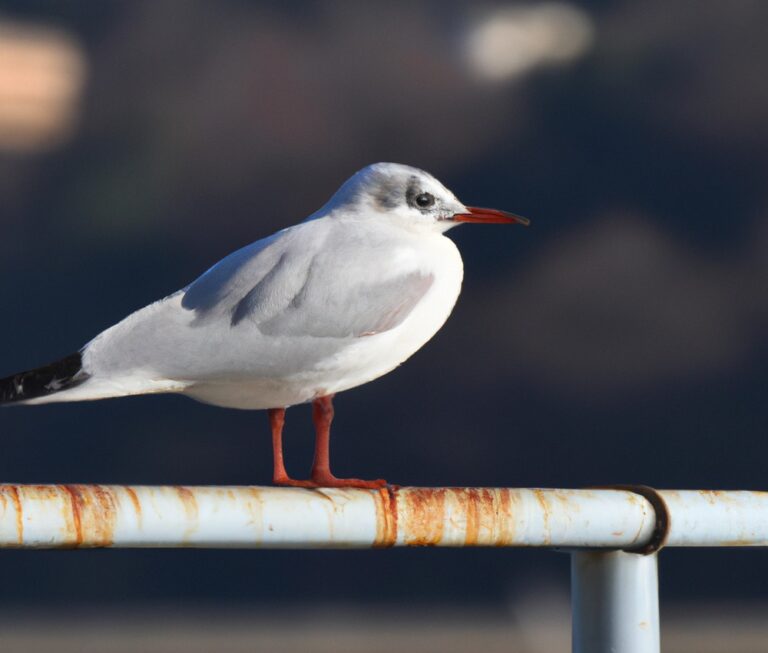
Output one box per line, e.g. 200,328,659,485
3,484,768,653
1,484,767,549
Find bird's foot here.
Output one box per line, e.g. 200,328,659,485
312,474,389,489
272,475,320,488
273,473,388,490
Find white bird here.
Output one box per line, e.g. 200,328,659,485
1,163,528,488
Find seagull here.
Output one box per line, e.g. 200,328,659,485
0,163,528,488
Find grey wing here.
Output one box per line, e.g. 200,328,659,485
255,261,434,338
182,225,434,338
181,230,290,322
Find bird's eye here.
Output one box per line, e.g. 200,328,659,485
415,192,435,208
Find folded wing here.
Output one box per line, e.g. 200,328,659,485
182,221,434,339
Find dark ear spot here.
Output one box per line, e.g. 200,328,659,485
376,190,400,209
375,179,403,209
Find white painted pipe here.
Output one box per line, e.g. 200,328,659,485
1,485,768,549
571,551,660,653
0,485,655,549
662,490,768,546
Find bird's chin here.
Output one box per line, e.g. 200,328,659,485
435,217,462,233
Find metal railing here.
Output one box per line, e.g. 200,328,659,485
2,484,767,652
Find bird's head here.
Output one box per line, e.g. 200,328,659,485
318,162,529,233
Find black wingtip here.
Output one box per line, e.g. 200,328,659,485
0,352,89,404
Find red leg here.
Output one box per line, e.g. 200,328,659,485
268,407,315,488
268,408,289,484
309,395,387,489
309,395,334,480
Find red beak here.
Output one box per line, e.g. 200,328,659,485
452,206,530,226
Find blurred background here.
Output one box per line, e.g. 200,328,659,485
0,0,767,650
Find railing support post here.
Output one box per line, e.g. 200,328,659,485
571,550,660,653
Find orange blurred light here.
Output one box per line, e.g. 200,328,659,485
0,21,87,152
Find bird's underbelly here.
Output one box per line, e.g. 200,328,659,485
184,261,463,410
182,340,400,410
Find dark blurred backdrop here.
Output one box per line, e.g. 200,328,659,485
1,0,767,617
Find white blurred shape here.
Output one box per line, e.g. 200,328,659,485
465,3,593,82
0,20,87,152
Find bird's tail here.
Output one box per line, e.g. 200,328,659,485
0,353,90,405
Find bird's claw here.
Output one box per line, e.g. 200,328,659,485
273,474,388,490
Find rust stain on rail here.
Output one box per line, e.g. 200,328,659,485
464,489,481,546
174,486,198,519
60,485,118,547
533,489,552,545
124,487,142,528
496,489,517,545
404,488,448,546
465,488,518,546
373,487,519,547
61,485,83,545
698,489,743,506
175,485,200,543
7,486,24,543
373,486,398,547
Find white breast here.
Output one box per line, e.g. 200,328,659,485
313,233,464,391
